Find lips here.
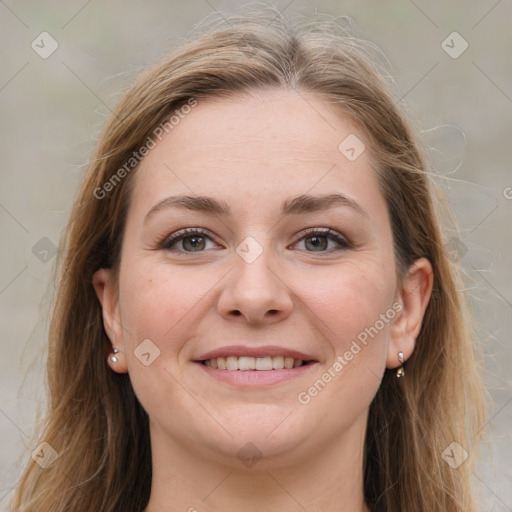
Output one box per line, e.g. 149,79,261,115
196,351,319,386
195,345,317,363
194,345,319,386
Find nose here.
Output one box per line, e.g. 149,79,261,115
217,246,294,325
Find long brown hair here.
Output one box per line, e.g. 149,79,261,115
11,9,487,512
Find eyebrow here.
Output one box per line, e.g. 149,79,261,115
143,192,369,225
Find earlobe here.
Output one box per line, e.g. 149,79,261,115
387,257,434,369
92,268,128,373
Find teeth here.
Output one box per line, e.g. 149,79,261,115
272,356,284,369
202,356,306,370
226,356,238,371
239,356,256,370
256,356,272,370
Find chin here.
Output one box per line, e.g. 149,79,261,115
198,420,314,469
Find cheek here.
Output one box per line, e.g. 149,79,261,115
117,259,199,349
302,260,395,357
295,265,395,425
116,260,205,422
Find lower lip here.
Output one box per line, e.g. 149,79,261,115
195,362,318,386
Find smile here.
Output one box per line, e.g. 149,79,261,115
202,356,311,370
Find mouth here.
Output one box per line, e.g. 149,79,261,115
200,356,315,370
194,348,319,386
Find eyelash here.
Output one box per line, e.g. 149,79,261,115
158,227,352,255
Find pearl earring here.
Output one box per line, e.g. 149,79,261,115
108,348,120,364
396,351,404,378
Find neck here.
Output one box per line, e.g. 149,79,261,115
144,414,371,512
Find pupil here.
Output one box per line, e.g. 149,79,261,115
185,236,205,251
306,236,327,251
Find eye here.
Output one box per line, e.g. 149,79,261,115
291,228,352,253
159,227,351,255
159,228,219,253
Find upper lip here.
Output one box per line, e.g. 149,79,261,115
195,345,317,362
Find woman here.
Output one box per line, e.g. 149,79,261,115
12,9,487,512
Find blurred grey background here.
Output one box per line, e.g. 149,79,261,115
1,0,511,510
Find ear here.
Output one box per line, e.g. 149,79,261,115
387,257,433,368
92,268,128,373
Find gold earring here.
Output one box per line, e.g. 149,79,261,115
396,351,404,378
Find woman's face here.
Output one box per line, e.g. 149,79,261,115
94,88,430,469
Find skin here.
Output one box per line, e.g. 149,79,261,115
93,88,433,512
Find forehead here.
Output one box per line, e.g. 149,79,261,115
130,88,386,222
